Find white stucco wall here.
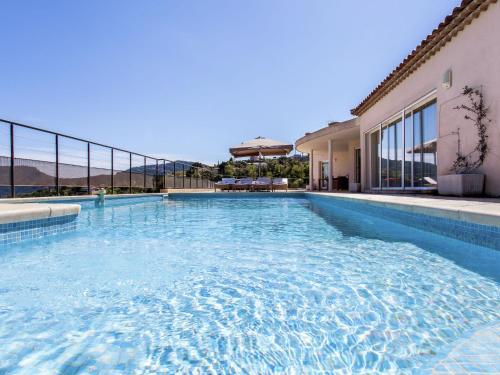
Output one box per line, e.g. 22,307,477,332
358,2,500,195
310,150,328,190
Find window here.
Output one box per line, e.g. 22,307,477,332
355,148,361,183
404,113,412,187
370,131,380,188
368,98,437,190
412,101,437,187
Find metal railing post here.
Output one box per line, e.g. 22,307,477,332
182,164,185,188
163,160,166,189
87,142,91,194
111,148,114,194
143,156,146,191
173,162,176,188
129,153,132,194
155,160,159,191
10,123,15,198
55,134,59,195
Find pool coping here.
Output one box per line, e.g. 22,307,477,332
306,192,500,228
0,203,81,225
0,192,166,204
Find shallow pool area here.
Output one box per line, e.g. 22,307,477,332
0,194,499,373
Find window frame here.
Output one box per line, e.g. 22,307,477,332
364,90,437,191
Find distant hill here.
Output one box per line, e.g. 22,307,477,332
129,160,212,175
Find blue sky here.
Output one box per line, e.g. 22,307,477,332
1,0,459,164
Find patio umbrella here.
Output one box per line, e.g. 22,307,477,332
229,136,293,176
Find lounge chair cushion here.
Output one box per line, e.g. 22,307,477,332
255,177,271,185
216,178,236,185
272,178,288,185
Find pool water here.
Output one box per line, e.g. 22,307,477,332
0,195,498,374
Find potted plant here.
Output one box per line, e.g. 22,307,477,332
438,86,491,196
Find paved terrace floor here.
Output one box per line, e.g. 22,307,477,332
307,192,500,227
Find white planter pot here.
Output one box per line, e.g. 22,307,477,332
437,174,485,196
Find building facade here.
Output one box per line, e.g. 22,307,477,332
296,119,360,192
297,0,500,196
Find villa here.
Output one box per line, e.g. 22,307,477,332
297,0,500,196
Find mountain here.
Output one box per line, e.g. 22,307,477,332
129,161,211,175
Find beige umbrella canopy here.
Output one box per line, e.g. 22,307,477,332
229,136,293,158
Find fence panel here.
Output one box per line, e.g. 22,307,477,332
131,154,145,192
113,150,131,193
164,161,175,189
145,157,156,191
58,136,88,195
90,144,112,192
174,162,185,189
13,126,56,197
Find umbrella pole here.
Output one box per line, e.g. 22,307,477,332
258,151,262,177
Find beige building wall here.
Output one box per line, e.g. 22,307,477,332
330,139,361,178
304,139,360,190
309,150,327,190
358,2,500,196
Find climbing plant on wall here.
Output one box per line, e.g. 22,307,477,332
451,86,491,174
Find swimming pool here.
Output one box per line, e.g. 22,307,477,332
0,194,498,373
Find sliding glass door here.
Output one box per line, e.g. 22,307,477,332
369,99,437,190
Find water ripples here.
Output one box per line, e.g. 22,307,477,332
0,197,498,374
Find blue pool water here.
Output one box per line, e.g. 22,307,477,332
0,195,499,374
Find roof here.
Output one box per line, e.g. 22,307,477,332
351,0,498,116
229,137,293,157
295,118,359,151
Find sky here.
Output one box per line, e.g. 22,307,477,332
0,0,460,164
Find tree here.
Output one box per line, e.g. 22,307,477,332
245,163,257,178
224,162,235,177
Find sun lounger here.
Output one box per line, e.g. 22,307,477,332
253,177,272,191
215,177,236,191
233,177,254,191
272,178,288,191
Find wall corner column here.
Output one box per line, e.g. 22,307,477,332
328,139,334,192
309,150,314,191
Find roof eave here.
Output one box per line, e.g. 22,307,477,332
351,0,497,117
